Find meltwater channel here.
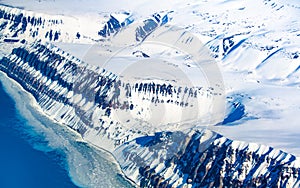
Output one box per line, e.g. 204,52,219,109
0,72,134,188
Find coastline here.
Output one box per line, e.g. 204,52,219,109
0,70,137,187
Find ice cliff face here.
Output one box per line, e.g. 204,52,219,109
0,1,300,188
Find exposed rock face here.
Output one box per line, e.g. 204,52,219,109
116,130,300,187
0,4,102,43
0,3,300,188
0,41,209,146
0,5,63,41
97,12,171,39
0,40,299,188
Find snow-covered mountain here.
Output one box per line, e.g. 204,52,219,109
116,129,300,187
0,0,300,187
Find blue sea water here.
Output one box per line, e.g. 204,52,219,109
0,81,77,188
0,72,134,188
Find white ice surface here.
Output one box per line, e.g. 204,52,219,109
1,0,300,157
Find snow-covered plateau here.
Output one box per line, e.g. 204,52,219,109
0,0,300,187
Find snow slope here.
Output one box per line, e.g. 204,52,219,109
0,0,300,187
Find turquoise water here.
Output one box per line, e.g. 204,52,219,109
0,81,77,188
0,73,134,188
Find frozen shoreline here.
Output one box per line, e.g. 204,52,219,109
0,71,136,188
0,0,299,186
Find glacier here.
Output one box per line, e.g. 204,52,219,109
0,0,300,187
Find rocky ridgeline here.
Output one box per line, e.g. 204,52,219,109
0,5,65,41
98,11,171,41
0,5,174,45
0,41,212,146
0,5,106,43
0,4,299,188
115,129,300,187
0,36,299,188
